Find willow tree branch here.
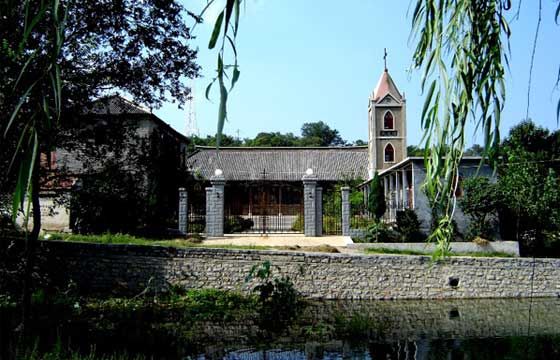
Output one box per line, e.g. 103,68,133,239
525,0,542,120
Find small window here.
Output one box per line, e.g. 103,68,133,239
384,144,395,163
384,111,394,130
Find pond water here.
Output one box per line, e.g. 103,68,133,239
2,297,560,359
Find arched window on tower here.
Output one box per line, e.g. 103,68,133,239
384,111,394,130
384,143,395,163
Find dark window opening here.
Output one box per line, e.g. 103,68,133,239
384,111,394,129
384,144,395,163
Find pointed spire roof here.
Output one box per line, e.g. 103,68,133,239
372,69,403,103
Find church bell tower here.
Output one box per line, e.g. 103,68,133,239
367,53,407,179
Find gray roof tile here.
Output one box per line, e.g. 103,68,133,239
187,146,369,181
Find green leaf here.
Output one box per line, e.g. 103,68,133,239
422,80,436,123
216,55,228,148
4,81,37,137
224,0,235,35
556,99,560,125
12,129,38,222
208,10,224,49
226,35,237,58
205,79,216,101
231,67,240,91
234,0,241,37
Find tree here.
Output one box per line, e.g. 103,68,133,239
367,172,386,220
459,177,500,240
464,144,484,156
497,121,560,255
1,0,199,328
300,121,345,146
248,132,299,147
407,145,424,156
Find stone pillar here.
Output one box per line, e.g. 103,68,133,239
206,174,225,237
303,174,318,237
395,171,401,210
383,176,388,198
388,173,394,222
315,187,323,236
402,170,409,209
341,186,350,236
178,188,188,234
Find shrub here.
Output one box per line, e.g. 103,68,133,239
395,209,425,242
245,261,300,329
367,172,386,220
459,177,499,240
224,216,254,233
365,221,398,243
291,214,304,231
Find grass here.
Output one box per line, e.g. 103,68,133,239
21,346,145,360
43,232,339,253
364,247,513,258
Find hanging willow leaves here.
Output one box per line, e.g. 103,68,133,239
199,0,243,148
3,0,67,224
411,0,510,258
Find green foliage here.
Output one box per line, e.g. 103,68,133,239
363,247,512,258
291,214,304,232
300,121,345,146
464,144,484,156
201,0,242,146
395,209,425,242
20,344,145,360
427,216,454,259
224,216,254,233
497,121,560,255
367,172,386,220
247,131,300,147
245,261,300,328
68,126,189,236
412,0,509,258
365,221,397,243
407,145,424,156
459,177,500,240
188,121,349,151
2,1,66,226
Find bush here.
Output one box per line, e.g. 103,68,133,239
224,216,254,233
365,221,398,243
395,209,425,242
245,261,300,329
291,214,304,232
459,177,499,240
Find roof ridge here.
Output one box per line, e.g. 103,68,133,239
194,145,368,150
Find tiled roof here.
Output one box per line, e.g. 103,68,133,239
187,146,369,181
82,95,188,143
373,69,403,102
85,95,151,115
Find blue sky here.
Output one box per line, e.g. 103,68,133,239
154,0,560,146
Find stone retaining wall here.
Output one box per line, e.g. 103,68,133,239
41,240,560,300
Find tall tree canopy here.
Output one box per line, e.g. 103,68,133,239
60,0,199,110
1,0,200,324
300,121,345,146
2,0,201,216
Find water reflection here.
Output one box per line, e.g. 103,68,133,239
2,298,560,359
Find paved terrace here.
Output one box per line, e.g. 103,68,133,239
202,234,353,247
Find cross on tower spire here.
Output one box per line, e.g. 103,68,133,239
383,48,388,71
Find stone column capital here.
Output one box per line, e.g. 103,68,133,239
210,174,226,185
302,174,318,184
